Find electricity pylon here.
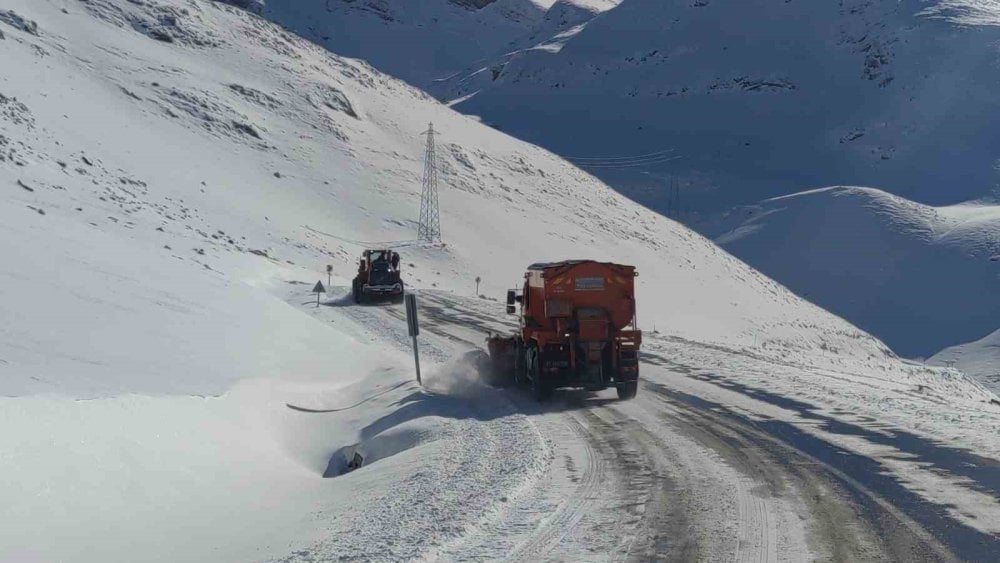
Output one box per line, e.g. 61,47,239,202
418,122,441,244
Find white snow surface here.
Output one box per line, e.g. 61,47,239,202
699,186,1000,363
1,0,917,397
1,0,998,560
930,328,1000,393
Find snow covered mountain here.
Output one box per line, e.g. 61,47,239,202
2,0,998,560
259,0,618,90
436,0,1000,213
701,187,1000,361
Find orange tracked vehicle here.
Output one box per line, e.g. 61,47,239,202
486,260,641,401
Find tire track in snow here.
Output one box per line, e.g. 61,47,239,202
638,381,950,562
572,405,693,562
504,412,608,561
732,465,777,563
603,393,801,562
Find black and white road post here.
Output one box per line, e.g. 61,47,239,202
405,293,421,386
326,265,332,287
313,281,326,308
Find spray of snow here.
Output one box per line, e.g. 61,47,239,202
423,350,495,397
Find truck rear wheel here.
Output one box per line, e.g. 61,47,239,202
513,342,526,386
617,380,638,400
527,347,552,402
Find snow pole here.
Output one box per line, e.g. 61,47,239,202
412,337,422,386
405,293,421,386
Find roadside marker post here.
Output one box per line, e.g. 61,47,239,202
326,265,332,287
405,293,421,386
313,281,326,308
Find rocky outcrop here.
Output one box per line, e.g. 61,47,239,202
449,0,499,10
214,0,265,15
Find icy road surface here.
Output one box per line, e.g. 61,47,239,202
282,289,1000,562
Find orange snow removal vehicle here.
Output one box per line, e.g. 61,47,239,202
486,260,641,401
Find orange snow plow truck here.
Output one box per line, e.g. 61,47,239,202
486,260,641,401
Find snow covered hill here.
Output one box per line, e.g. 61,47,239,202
2,0,997,560
436,0,1000,213
700,186,1000,365
930,328,1000,393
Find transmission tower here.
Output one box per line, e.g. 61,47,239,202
418,122,442,243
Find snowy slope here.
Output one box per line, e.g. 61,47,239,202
930,328,1000,393
0,0,915,398
260,0,619,89
437,0,1000,212
1,0,997,560
700,187,1000,360
260,0,547,89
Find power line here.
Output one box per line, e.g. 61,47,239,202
575,155,683,169
564,147,676,163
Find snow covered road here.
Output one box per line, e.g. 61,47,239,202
280,289,999,562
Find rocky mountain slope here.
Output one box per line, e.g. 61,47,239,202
436,0,1000,213
258,0,613,89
